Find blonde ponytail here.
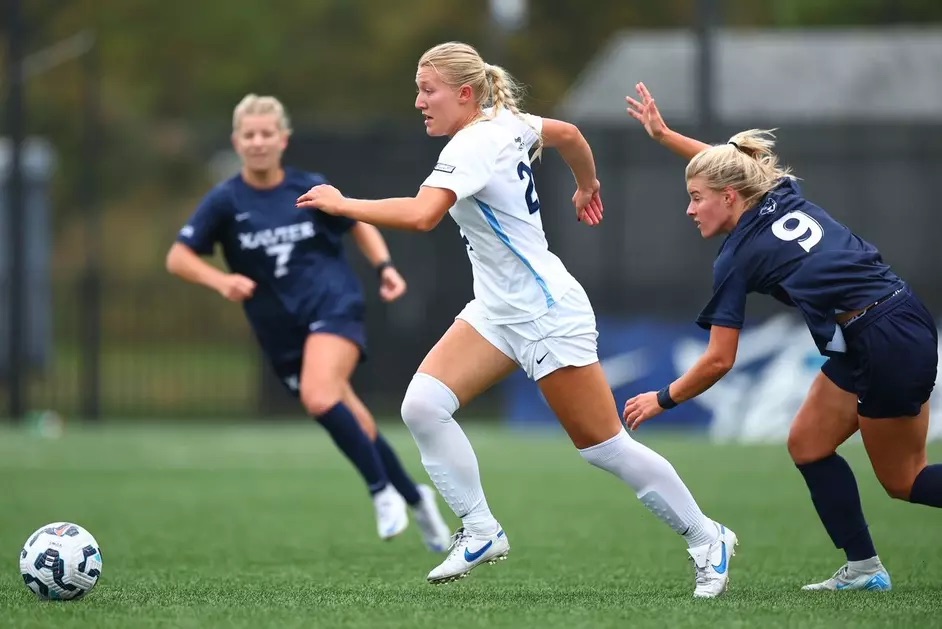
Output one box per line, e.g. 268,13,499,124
685,129,795,208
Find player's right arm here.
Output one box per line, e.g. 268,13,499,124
166,188,256,302
623,251,747,429
166,243,255,302
625,82,710,160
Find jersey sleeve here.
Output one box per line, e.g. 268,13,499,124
696,257,748,330
176,187,229,255
517,113,543,150
421,130,501,200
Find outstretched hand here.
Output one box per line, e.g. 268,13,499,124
296,184,346,215
626,82,669,141
622,391,664,431
573,180,603,226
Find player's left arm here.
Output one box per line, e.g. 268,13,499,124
349,222,408,302
297,186,456,232
623,325,740,430
541,118,603,225
540,119,597,189
350,221,392,267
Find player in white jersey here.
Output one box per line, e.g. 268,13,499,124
296,41,737,597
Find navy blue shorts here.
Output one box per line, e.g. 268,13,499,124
265,317,367,398
822,287,938,418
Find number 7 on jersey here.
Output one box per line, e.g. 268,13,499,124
266,243,294,277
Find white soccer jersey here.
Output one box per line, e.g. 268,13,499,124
422,108,580,323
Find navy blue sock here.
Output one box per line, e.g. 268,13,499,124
909,464,942,507
797,454,877,562
316,402,388,495
374,434,422,506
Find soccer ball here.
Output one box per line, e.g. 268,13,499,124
19,522,102,601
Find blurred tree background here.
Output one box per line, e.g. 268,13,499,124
7,0,942,281
2,0,941,417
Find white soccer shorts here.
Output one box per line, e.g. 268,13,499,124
456,284,599,381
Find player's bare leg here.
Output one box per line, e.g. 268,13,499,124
789,373,891,592
803,402,937,592
301,333,407,540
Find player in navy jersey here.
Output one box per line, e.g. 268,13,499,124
166,94,451,552
622,82,942,591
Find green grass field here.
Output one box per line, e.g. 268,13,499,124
1,422,940,628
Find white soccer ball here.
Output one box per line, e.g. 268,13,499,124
19,522,102,601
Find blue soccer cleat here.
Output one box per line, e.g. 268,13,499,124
802,562,892,591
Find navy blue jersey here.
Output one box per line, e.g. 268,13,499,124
697,179,904,356
176,167,363,348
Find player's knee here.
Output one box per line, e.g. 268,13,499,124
880,479,913,501
876,473,916,501
787,424,823,465
786,427,808,463
400,373,459,434
301,386,343,418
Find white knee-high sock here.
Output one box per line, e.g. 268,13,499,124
580,429,718,547
400,373,499,536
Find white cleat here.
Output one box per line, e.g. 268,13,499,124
426,527,510,584
373,485,408,541
411,484,452,553
688,523,738,598
802,563,892,591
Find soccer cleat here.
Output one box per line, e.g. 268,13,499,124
687,523,738,598
411,484,452,552
373,485,409,540
426,527,510,584
801,563,892,591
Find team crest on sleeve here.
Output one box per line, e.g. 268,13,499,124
759,199,777,216
433,163,456,174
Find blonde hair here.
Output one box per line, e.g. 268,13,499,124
418,42,525,113
232,94,292,134
418,42,541,153
685,129,795,209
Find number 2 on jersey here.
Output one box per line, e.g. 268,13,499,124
516,161,541,214
771,210,822,253
266,243,294,277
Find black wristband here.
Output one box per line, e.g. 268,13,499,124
375,260,394,278
656,385,678,410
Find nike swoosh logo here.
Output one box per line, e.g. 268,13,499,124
600,348,651,389
464,540,493,563
536,352,549,364
712,541,728,574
